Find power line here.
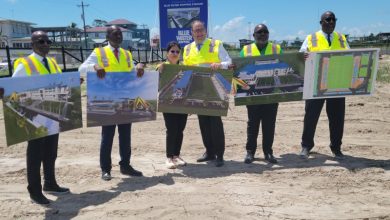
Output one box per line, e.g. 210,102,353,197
77,0,89,49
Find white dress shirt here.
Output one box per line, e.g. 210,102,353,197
299,30,350,52
13,52,47,78
194,38,232,69
78,42,136,74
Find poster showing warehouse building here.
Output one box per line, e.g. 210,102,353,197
232,52,305,105
303,48,379,99
86,71,158,127
0,72,82,146
158,64,232,116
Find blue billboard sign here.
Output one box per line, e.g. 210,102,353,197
159,0,208,48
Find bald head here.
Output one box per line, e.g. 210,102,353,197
320,11,337,34
253,23,269,48
106,25,123,48
31,31,51,57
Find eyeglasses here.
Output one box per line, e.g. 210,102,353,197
255,30,269,34
169,50,180,54
324,17,337,23
37,39,52,45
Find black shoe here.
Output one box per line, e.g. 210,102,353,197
299,147,310,158
264,154,278,164
30,192,50,205
101,171,112,181
196,152,216,162
215,157,224,167
333,151,345,160
244,153,254,164
120,166,143,177
43,184,70,194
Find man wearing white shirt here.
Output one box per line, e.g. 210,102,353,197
183,20,232,167
12,31,69,205
79,25,144,180
299,11,350,160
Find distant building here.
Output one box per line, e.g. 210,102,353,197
86,19,150,49
0,19,35,48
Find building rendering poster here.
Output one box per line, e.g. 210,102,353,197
158,64,232,116
159,0,208,48
0,72,82,146
86,71,158,127
232,52,305,106
303,48,379,99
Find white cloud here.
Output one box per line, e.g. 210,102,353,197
210,16,248,43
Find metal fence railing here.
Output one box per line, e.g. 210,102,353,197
0,46,167,78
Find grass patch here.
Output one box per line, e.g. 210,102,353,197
377,63,390,83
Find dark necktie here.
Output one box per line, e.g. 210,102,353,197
114,48,119,61
327,34,332,46
42,57,51,73
197,44,202,51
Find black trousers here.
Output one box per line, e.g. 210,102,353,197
245,103,279,155
27,134,59,193
163,113,188,158
301,98,345,152
100,123,131,172
198,115,225,158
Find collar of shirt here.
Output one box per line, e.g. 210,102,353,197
31,52,46,62
194,38,207,46
320,30,333,40
107,42,120,52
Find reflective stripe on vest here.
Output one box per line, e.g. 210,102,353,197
311,33,318,47
246,44,252,56
122,48,131,68
185,44,191,56
25,57,38,74
209,39,215,53
272,44,277,54
335,32,346,48
98,47,109,68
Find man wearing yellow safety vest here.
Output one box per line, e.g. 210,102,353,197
12,31,69,205
240,24,281,164
183,20,232,167
299,11,349,160
79,25,144,180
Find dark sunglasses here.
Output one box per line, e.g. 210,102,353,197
37,39,52,45
255,30,269,34
324,17,337,23
169,50,180,54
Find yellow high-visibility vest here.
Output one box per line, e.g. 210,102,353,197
183,38,221,66
13,54,62,76
94,46,134,72
307,31,348,51
242,42,281,57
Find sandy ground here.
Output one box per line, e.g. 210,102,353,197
0,67,389,220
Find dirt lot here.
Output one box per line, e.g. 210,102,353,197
0,60,389,219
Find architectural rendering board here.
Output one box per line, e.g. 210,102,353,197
87,71,158,127
158,64,232,116
232,52,305,106
303,48,379,99
0,72,82,146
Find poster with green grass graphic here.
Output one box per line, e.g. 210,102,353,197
303,48,379,99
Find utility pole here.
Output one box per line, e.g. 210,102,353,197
77,1,89,49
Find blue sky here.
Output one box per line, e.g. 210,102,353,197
1,0,390,42
0,72,79,96
87,71,158,101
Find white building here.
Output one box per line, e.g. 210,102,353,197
0,19,35,48
19,86,70,103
